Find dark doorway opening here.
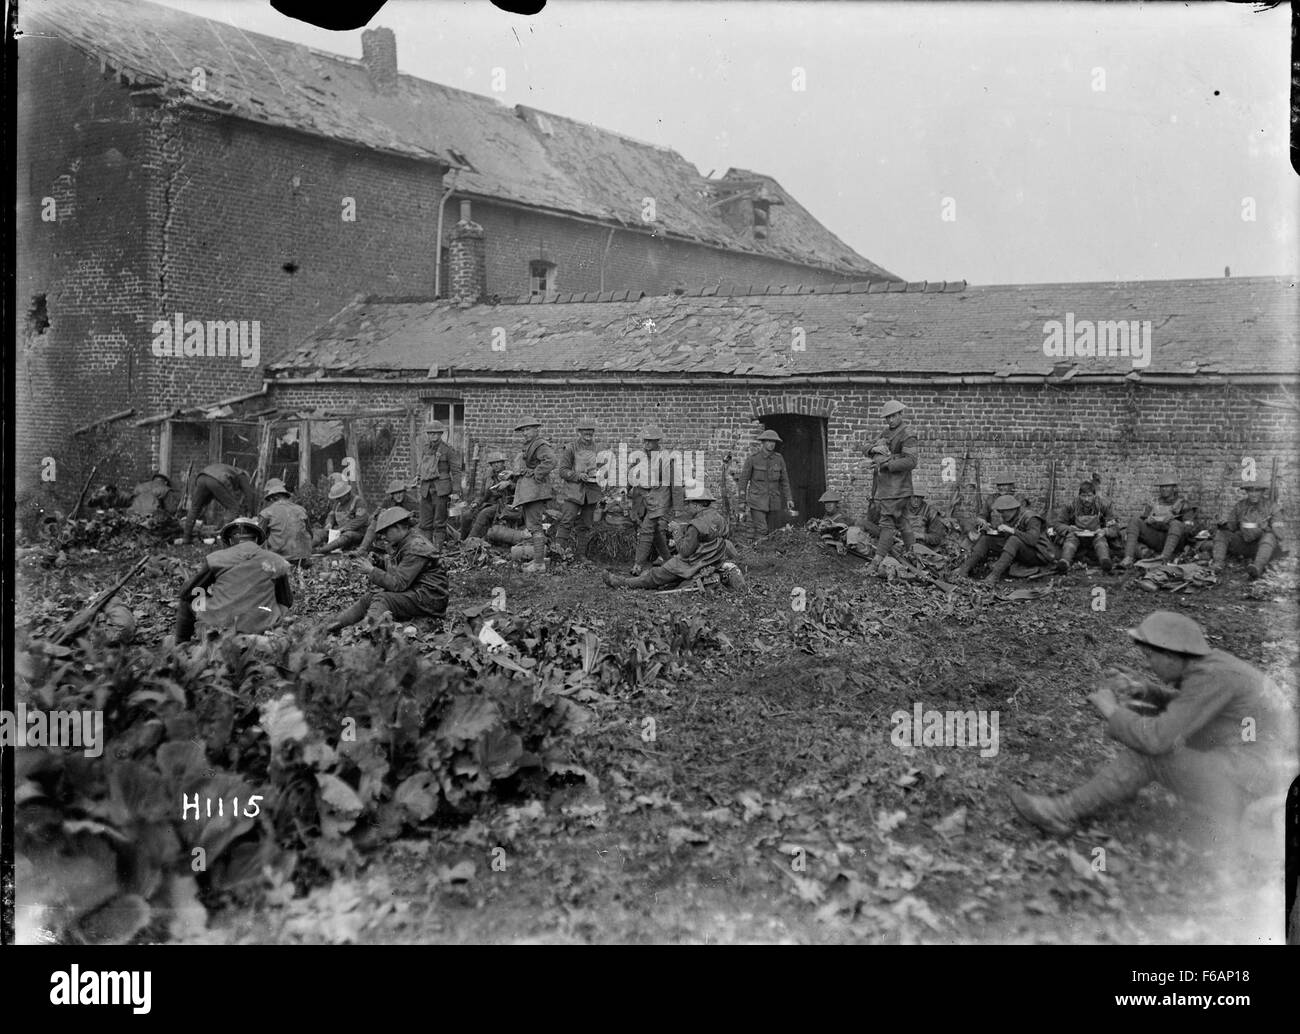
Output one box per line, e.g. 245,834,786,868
760,414,827,527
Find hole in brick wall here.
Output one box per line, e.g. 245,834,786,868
27,294,50,336
282,261,299,275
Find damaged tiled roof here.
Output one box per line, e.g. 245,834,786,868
268,276,1298,379
23,0,898,280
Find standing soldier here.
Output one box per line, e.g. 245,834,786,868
323,507,449,633
313,480,370,554
864,400,918,576
416,419,463,551
903,493,948,548
1053,479,1117,573
512,417,556,573
466,453,516,541
737,429,796,538
1120,474,1191,567
181,462,257,545
259,478,313,563
555,418,604,563
359,478,418,555
629,425,684,575
1212,480,1284,579
955,494,1054,585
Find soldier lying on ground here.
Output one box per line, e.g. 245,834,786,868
259,478,313,563
313,480,370,555
1052,479,1117,572
954,493,1057,585
603,485,744,591
1012,611,1296,847
1120,474,1192,567
175,517,293,642
323,507,449,633
1208,480,1285,579
181,462,257,544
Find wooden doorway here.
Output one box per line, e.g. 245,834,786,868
759,414,827,527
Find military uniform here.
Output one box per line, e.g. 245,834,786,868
1212,488,1284,577
957,499,1056,583
864,418,919,569
359,490,418,554
513,425,557,567
1123,482,1192,564
325,510,449,633
904,495,947,547
737,444,791,536
417,435,463,549
555,432,604,560
606,502,732,591
259,497,313,561
183,463,257,543
129,478,176,518
468,469,516,540
630,440,685,568
314,493,371,552
1053,487,1116,570
175,520,292,641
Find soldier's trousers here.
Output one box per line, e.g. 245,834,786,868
1060,532,1111,566
962,532,1039,573
621,565,681,591
1213,529,1278,572
183,474,246,539
469,501,504,540
1125,517,1186,560
556,500,598,557
872,497,915,560
747,507,780,536
327,588,447,632
635,514,671,566
418,492,450,545
520,500,549,562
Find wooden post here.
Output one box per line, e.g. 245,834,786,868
158,419,173,480
298,418,312,493
408,409,420,480
343,419,363,502
253,420,273,491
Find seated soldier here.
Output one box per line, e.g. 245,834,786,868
360,478,419,555
466,452,516,540
324,507,449,633
87,483,131,511
602,485,743,591
259,478,313,562
955,494,1056,585
903,493,948,548
978,474,1032,524
1120,474,1191,567
313,480,370,554
808,489,855,533
1053,479,1116,572
127,472,176,518
1012,611,1296,844
1211,480,1285,579
175,517,293,642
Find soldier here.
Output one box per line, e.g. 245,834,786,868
1212,480,1284,579
1053,479,1116,573
903,493,947,548
323,507,449,633
258,478,313,562
512,416,556,573
175,517,293,642
555,418,604,563
1120,474,1191,567
737,428,796,537
813,489,855,528
955,494,1054,585
416,419,463,551
863,400,918,576
127,472,177,518
181,462,257,544
466,453,516,541
976,474,1031,526
360,478,419,555
629,425,685,575
313,480,370,554
1012,611,1296,841
603,485,742,591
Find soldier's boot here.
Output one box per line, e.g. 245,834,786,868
602,571,628,588
1094,537,1113,573
523,532,548,573
1157,521,1185,563
180,516,196,545
1211,531,1230,574
1248,534,1276,580
1120,516,1142,567
653,528,672,564
981,549,1014,587
867,527,896,577
897,523,917,558
325,598,372,635
1055,539,1077,574
632,529,655,574
1010,752,1151,835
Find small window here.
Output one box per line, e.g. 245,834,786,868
529,260,556,297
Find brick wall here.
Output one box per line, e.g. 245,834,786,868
268,380,1299,522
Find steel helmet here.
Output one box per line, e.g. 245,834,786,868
328,481,354,500
1127,610,1211,656
992,473,1016,487
1155,474,1179,486
576,417,597,430
757,429,782,442
263,478,290,498
219,517,266,544
879,400,905,417
486,451,507,464
688,483,718,503
384,478,410,496
374,506,415,533
424,419,447,433
513,417,542,431
818,489,842,502
1241,480,1268,491
640,424,664,440
992,494,1020,511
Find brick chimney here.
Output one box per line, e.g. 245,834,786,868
448,200,486,305
360,27,398,94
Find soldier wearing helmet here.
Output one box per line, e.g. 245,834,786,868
628,423,685,575
313,479,371,555
1052,479,1117,573
1012,611,1297,839
862,400,919,576
737,427,796,538
555,417,604,563
359,478,419,555
512,417,556,573
324,507,448,633
258,478,313,562
1210,479,1285,579
976,474,1032,528
1120,474,1192,567
604,485,742,591
175,517,293,642
416,418,464,552
466,452,517,541
954,493,1056,585
903,493,948,548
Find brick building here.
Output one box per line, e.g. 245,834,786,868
259,263,1298,526
17,0,896,495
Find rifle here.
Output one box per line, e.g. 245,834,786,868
1269,455,1279,507
71,463,100,520
56,557,148,644
466,442,480,504
1045,458,1057,522
948,443,970,519
720,452,733,522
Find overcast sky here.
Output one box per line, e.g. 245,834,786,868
155,0,1296,285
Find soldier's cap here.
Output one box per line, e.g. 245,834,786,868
1241,480,1269,490
992,494,1021,511
756,429,782,442
1155,474,1178,486
513,417,542,431
576,417,597,430
328,481,354,500
384,478,411,496
879,400,906,417
151,471,172,485
263,478,290,498
818,489,842,502
486,451,507,464
992,474,1016,486
374,506,415,533
1127,610,1211,657
688,483,718,503
640,424,664,440
219,517,266,544
424,420,447,433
